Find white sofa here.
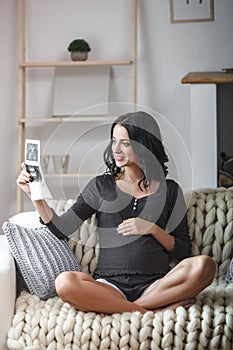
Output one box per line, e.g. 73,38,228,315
1,188,233,350
0,235,16,350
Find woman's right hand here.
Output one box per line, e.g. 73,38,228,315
16,163,53,223
16,163,32,197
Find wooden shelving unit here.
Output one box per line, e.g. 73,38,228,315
17,0,137,212
20,60,133,68
181,71,233,84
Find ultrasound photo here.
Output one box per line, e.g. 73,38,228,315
25,143,39,162
26,164,42,182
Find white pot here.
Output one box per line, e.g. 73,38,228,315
70,51,88,61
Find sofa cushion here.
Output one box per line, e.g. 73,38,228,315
9,211,42,228
226,258,233,283
2,222,82,300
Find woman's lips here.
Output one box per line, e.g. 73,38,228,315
115,156,125,162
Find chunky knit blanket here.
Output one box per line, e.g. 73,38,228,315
6,188,233,350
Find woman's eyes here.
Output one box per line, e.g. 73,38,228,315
122,141,131,147
112,139,131,147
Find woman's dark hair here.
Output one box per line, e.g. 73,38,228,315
104,111,169,190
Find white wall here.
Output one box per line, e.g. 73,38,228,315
1,0,233,225
0,1,18,226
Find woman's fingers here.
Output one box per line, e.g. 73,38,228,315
117,218,153,236
16,164,32,196
117,219,135,235
17,170,31,184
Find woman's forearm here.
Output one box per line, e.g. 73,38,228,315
151,224,175,253
32,200,53,224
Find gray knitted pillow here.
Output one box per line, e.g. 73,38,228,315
2,221,82,300
226,258,233,284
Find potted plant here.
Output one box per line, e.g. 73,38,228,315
67,39,91,61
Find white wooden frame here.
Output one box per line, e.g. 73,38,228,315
170,0,214,23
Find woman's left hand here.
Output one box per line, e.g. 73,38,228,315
117,218,154,236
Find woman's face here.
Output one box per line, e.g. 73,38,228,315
112,124,140,168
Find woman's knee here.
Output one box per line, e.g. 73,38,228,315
55,271,85,300
191,255,216,284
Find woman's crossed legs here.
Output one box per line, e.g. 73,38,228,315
55,255,216,314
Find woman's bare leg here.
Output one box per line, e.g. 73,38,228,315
55,271,148,314
55,255,216,314
133,255,216,311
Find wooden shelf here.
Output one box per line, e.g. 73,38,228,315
19,60,132,68
17,0,137,212
182,71,233,84
44,173,97,178
19,116,116,123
